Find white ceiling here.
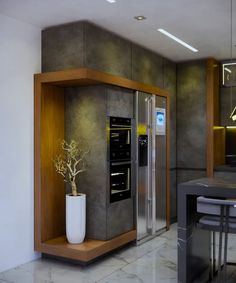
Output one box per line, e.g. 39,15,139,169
0,0,236,62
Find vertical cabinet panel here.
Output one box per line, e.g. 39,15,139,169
40,85,65,242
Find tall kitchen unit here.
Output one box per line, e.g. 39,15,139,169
135,91,167,243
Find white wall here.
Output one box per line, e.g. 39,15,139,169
0,14,41,272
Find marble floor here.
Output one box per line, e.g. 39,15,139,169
1,224,236,283
0,224,177,283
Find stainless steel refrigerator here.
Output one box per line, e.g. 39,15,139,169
135,91,167,243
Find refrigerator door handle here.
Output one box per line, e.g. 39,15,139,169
151,96,156,235
146,97,152,232
146,96,156,235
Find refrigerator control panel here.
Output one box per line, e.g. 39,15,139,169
138,135,148,167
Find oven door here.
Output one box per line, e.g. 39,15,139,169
110,161,131,203
110,129,131,161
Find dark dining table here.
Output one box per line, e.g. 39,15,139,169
178,178,236,283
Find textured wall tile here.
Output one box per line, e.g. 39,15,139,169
85,22,132,78
177,60,207,169
220,86,236,126
107,199,134,239
164,59,177,169
65,85,135,240
132,44,163,88
106,86,134,118
170,170,177,222
42,22,84,72
65,86,108,240
214,171,236,183
163,60,177,222
177,169,206,185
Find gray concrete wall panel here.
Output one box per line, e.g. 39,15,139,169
131,44,164,87
164,59,177,169
65,86,108,240
85,23,132,78
42,22,84,72
177,169,206,185
106,86,134,118
107,199,134,239
177,61,207,169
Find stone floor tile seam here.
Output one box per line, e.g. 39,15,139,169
114,240,167,268
112,254,130,265
95,267,124,283
96,268,145,283
119,269,144,283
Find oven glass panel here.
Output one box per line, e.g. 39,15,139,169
109,116,132,203
110,163,131,203
109,117,131,161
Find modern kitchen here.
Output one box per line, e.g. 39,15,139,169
1,1,236,283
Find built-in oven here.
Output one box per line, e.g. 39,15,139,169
109,117,131,161
110,161,131,203
108,116,132,203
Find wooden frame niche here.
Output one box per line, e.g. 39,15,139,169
34,68,170,262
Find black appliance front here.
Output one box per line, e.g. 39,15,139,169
108,116,132,203
109,117,131,161
138,135,148,167
110,162,131,203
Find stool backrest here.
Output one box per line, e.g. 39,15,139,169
197,196,236,217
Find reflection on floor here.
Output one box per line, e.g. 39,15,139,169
0,224,236,283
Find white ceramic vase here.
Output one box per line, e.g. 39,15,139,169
66,193,86,244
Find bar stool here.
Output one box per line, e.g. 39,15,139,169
197,196,236,282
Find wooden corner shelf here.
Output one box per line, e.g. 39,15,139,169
39,230,136,262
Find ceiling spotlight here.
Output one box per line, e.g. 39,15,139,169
106,0,116,3
134,16,146,21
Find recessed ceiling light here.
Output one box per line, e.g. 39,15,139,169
157,28,198,53
106,0,116,3
134,16,146,21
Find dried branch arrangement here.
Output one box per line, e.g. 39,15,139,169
53,140,88,196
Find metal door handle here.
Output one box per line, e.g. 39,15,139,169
111,161,131,166
146,96,156,235
151,95,156,235
146,97,152,231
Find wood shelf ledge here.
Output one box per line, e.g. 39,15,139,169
39,229,136,262
34,68,168,97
